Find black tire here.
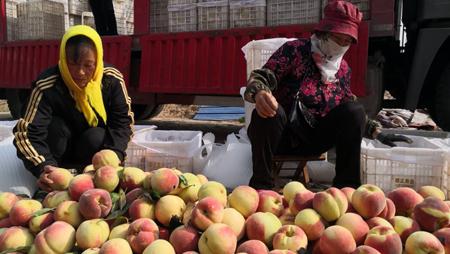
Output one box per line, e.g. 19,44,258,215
131,104,163,120
434,63,450,131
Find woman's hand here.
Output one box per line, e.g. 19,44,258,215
37,165,59,192
255,90,278,118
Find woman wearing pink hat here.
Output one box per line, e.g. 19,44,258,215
243,1,411,190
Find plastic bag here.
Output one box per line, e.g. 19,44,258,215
193,129,253,189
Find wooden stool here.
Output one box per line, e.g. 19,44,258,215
272,153,327,186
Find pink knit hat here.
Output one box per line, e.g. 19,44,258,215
315,0,363,43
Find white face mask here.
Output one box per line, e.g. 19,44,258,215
318,37,350,60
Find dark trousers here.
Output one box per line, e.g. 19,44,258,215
247,101,366,190
46,117,105,170
88,0,118,35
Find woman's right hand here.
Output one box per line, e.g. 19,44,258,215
37,165,59,192
255,90,278,118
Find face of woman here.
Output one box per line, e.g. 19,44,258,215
66,46,96,88
329,32,353,47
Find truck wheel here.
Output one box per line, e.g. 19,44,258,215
434,63,450,131
131,104,163,120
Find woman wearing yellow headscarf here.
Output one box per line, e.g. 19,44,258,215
13,25,134,191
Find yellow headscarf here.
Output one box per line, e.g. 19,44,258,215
58,25,107,127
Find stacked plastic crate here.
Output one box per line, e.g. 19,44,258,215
229,0,266,28
197,0,229,31
168,0,198,32
68,0,95,29
5,0,22,41
267,0,322,26
17,0,65,40
114,0,134,35
150,0,169,32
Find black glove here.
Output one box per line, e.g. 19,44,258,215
376,132,413,147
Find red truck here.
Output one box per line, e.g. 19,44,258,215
0,0,449,131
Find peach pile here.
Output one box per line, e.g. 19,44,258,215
0,148,449,253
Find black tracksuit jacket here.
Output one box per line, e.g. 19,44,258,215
13,65,134,177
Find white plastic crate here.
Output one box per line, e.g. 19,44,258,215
125,129,202,172
240,38,296,128
168,0,198,32
150,0,169,33
68,0,89,15
17,0,65,40
229,0,266,28
197,0,229,31
267,0,321,26
114,0,134,35
361,136,449,197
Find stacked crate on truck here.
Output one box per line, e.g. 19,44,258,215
197,0,229,31
16,0,65,40
168,0,198,32
267,0,322,26
229,0,266,28
150,0,169,32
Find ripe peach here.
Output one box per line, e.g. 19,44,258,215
289,189,314,214
142,239,175,254
150,168,180,196
83,164,95,173
34,221,76,253
0,192,19,219
221,207,246,240
417,185,446,200
191,196,224,231
366,217,393,229
257,190,284,217
94,165,119,192
413,196,450,232
76,219,110,250
68,173,95,201
9,199,43,226
29,212,54,234
197,181,227,207
42,190,71,208
99,238,133,254
126,218,159,254
269,250,296,254
312,187,348,222
54,200,83,228
228,185,259,218
129,198,155,221
282,181,306,203
405,231,444,254
0,226,34,251
47,167,74,191
352,245,381,254
196,174,208,184
336,212,369,245
278,208,296,225
92,149,121,170
236,240,269,254
155,195,186,227
364,226,402,254
125,188,144,205
434,228,450,253
120,167,146,191
317,225,356,254
178,173,202,203
294,208,326,241
109,223,129,239
389,216,420,243
169,225,200,254
377,198,396,220
387,187,423,216
78,188,112,219
246,212,282,248
352,184,386,219
198,223,237,254
272,225,307,252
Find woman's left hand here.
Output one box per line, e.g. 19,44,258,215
37,165,59,192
